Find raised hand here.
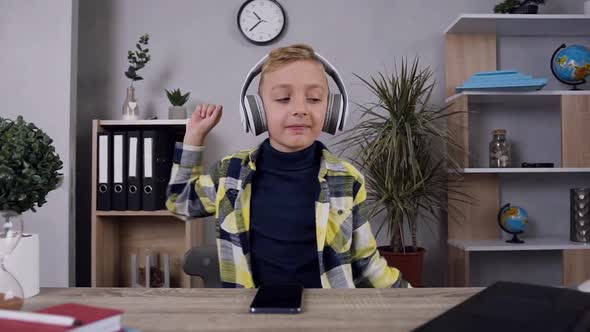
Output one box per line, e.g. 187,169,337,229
183,104,223,146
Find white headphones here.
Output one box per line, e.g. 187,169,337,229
239,52,349,136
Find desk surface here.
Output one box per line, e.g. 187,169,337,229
23,287,481,332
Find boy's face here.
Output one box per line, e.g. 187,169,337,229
260,60,329,153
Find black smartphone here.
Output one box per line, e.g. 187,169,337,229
249,283,304,314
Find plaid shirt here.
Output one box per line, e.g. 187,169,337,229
166,141,409,288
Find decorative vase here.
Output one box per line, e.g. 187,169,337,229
122,85,139,120
570,188,590,243
168,106,187,119
378,246,425,287
0,210,24,310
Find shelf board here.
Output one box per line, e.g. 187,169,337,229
445,14,590,36
95,210,175,216
98,119,187,126
95,210,201,222
457,168,590,174
445,90,590,104
449,238,590,251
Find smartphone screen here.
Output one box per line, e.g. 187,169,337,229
249,283,304,314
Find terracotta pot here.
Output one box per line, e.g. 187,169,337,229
378,246,425,287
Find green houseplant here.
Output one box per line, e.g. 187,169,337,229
123,33,151,120
125,33,151,83
494,0,546,14
337,59,467,287
165,88,191,119
0,115,63,309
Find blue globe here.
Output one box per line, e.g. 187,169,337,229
551,44,590,89
498,204,528,243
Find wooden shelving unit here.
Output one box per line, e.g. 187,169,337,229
445,14,590,287
449,238,590,252
91,120,204,288
444,14,590,36
457,168,590,174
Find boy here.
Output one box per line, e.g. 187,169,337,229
167,44,408,289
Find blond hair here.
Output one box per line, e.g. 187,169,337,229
259,43,324,90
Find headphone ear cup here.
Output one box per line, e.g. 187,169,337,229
332,93,345,131
243,94,255,133
323,93,340,135
245,94,267,135
254,94,267,134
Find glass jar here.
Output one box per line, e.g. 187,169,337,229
489,129,511,168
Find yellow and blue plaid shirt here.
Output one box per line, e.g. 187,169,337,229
166,141,408,288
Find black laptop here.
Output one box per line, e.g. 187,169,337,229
414,281,590,332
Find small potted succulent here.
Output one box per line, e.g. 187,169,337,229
165,88,191,119
494,0,546,14
0,115,63,309
122,33,151,120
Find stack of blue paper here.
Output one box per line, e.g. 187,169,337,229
456,70,547,92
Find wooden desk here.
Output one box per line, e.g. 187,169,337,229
23,287,481,332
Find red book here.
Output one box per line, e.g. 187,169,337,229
0,303,124,332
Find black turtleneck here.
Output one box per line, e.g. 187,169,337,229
250,139,322,288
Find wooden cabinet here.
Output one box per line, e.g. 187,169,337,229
91,120,204,288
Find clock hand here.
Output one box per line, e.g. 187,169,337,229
249,21,262,32
252,11,267,23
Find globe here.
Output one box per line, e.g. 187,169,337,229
497,204,528,244
551,44,590,90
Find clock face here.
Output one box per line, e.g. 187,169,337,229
238,0,286,45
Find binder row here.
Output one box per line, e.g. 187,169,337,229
97,130,178,211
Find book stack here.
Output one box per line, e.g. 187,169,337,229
0,303,132,332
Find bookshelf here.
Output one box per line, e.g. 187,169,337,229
457,168,590,174
444,14,590,36
91,120,204,288
445,14,590,287
449,238,590,252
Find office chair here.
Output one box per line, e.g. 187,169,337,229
183,245,222,288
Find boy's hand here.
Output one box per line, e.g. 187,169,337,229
184,104,223,146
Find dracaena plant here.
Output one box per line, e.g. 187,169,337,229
336,58,470,253
0,116,63,214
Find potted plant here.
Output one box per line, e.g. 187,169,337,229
165,88,191,119
123,33,151,120
336,59,467,287
0,115,63,309
494,0,546,14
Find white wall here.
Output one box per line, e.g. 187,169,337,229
75,0,587,286
0,0,77,287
